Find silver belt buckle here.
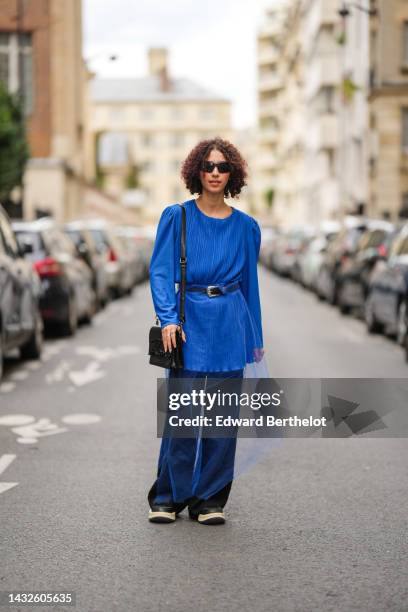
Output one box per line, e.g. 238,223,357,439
206,285,220,297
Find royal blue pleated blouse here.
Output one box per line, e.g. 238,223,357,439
149,198,264,372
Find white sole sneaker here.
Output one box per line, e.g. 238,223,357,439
197,511,225,525
148,510,176,523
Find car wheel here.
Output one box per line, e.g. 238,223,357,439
61,295,78,336
0,327,3,382
364,293,383,334
396,302,407,345
20,308,43,360
328,279,338,305
339,286,351,315
82,290,97,325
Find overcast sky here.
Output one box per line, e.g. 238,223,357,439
83,0,280,130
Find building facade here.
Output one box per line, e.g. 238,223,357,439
89,48,232,222
368,0,408,220
255,4,286,219
0,0,87,221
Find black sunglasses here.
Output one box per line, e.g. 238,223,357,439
201,161,231,174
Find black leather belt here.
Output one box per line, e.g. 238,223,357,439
185,282,240,298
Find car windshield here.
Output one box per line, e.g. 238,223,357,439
14,230,46,262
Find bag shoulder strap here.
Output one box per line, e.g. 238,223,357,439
178,203,187,326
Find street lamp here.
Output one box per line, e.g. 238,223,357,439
85,52,119,65
338,2,378,18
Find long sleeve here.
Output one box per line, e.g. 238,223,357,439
149,205,180,329
240,217,264,348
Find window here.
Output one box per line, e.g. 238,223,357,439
109,108,125,124
140,107,154,121
170,133,184,147
141,133,153,147
403,22,408,65
170,160,181,171
402,109,408,151
200,107,216,120
172,186,182,201
0,32,34,115
170,107,184,121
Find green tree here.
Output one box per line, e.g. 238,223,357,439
264,187,275,212
0,82,29,202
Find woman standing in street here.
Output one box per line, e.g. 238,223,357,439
148,137,265,525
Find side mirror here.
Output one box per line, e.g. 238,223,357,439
78,242,89,255
19,240,33,256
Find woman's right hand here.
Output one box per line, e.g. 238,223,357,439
162,324,187,352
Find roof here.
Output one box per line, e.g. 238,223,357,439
90,75,229,103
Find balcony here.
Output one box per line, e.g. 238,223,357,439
258,127,279,144
304,56,341,100
257,152,278,170
259,100,278,118
258,47,279,66
306,114,338,151
258,74,282,93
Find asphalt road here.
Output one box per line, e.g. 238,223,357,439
0,267,407,612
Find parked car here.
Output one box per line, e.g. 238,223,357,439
365,223,408,344
315,217,370,304
336,221,396,315
273,227,316,278
115,227,146,287
64,221,109,309
12,218,95,336
0,205,43,380
115,225,153,283
82,220,131,298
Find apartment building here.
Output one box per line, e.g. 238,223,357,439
369,0,408,220
301,0,344,224
274,0,307,228
89,48,232,222
255,4,286,219
0,0,86,221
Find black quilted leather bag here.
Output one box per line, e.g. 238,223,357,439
148,204,186,369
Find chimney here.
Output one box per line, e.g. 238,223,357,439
148,48,170,92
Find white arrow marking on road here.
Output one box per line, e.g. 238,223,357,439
62,413,101,425
68,361,105,387
0,454,18,495
12,418,68,444
45,360,72,384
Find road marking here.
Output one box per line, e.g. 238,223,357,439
26,361,41,370
0,454,18,495
10,370,29,381
0,415,35,426
12,418,68,444
0,454,16,474
68,361,105,387
0,382,16,393
62,413,101,425
45,361,72,384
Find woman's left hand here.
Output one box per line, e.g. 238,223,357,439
254,348,265,363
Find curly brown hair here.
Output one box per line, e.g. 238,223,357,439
180,137,248,198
